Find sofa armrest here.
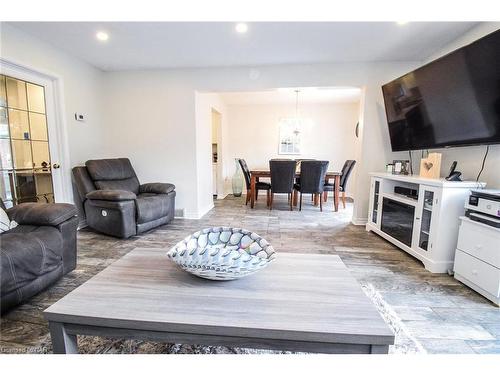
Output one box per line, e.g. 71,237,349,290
7,203,77,227
139,183,175,195
86,189,137,201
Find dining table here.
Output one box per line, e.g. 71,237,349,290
249,170,343,211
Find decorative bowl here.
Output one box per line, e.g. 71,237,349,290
167,227,276,280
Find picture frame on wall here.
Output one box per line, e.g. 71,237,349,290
278,118,302,155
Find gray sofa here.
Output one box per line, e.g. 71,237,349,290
72,158,176,239
0,202,78,314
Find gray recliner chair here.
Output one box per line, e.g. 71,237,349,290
1,201,78,314
72,158,176,238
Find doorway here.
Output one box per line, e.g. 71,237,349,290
0,61,69,207
211,109,222,199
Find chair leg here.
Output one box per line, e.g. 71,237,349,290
342,191,346,209
266,190,270,207
290,192,293,211
269,193,274,210
299,192,303,211
245,193,250,205
323,191,328,202
320,193,323,212
255,189,258,201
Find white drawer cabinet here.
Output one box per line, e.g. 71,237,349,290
454,217,500,306
457,217,500,268
454,250,500,298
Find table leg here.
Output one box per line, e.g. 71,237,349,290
313,193,319,206
334,175,340,212
49,321,78,354
250,174,256,209
293,190,298,206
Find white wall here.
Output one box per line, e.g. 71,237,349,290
194,92,227,217
102,62,419,221
3,22,499,223
3,22,498,222
409,22,500,188
224,102,359,196
0,23,419,221
0,23,106,205
102,72,200,217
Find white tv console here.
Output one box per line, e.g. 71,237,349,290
366,172,485,273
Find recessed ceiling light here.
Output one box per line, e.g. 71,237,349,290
235,23,248,34
96,31,109,41
397,21,409,25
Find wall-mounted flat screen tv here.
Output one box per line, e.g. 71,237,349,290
382,29,500,151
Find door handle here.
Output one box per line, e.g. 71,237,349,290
53,163,61,169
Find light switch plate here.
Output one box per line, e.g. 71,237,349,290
75,113,86,122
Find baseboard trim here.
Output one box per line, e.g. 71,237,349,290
351,217,368,226
183,202,215,220
182,211,202,219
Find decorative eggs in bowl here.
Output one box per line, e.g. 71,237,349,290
167,227,276,280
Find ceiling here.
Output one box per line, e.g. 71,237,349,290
8,22,478,71
218,87,362,105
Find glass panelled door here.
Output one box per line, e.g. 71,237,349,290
414,187,439,251
370,178,381,225
0,74,54,208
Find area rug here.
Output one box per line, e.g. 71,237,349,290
361,283,426,354
31,283,425,354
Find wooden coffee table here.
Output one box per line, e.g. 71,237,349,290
44,249,394,354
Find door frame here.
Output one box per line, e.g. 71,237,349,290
211,108,225,199
1,58,72,203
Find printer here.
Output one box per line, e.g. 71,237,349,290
465,189,500,228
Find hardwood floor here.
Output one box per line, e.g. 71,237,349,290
1,194,499,354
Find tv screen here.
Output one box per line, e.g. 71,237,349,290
382,30,500,151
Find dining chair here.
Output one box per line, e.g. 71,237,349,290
294,160,329,211
238,159,271,206
323,160,356,209
294,159,316,200
269,159,297,211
